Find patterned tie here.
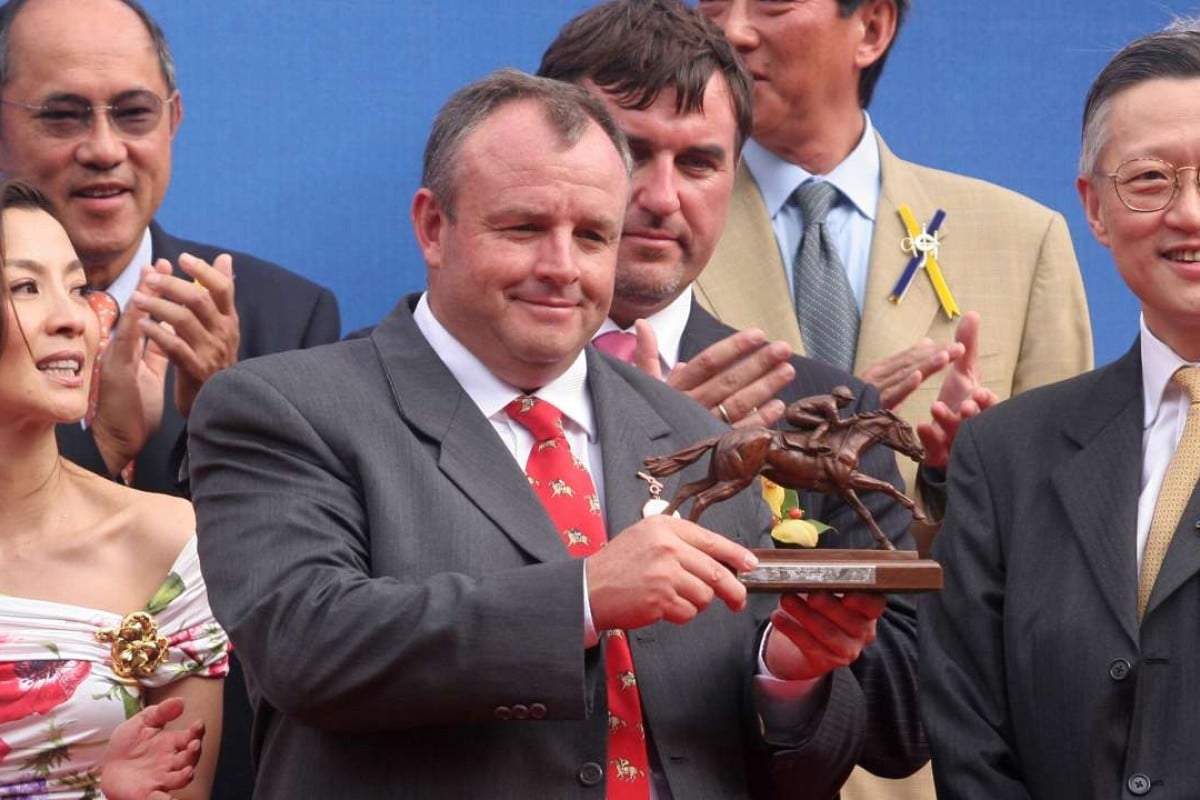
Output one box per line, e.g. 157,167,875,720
1138,366,1200,619
505,396,650,799
792,180,860,371
85,289,120,426
593,330,638,365
84,290,136,485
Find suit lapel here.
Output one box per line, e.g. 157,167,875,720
371,297,570,565
694,162,805,354
587,351,677,537
678,300,732,362
1051,348,1143,642
149,221,183,269
857,136,943,374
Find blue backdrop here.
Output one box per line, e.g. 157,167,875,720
141,1,1200,366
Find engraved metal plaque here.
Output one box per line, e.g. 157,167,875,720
739,549,943,593
741,564,877,586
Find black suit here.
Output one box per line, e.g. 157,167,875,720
57,223,339,800
919,344,1200,797
56,222,341,495
679,301,926,782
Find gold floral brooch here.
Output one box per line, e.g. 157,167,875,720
96,611,169,679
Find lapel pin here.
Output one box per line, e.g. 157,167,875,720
891,204,959,319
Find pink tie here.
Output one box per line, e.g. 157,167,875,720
593,331,638,365
505,396,651,799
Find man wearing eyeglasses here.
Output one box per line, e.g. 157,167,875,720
0,0,340,496
0,2,339,799
920,21,1200,796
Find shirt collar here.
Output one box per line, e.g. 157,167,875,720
742,111,880,222
412,293,596,442
593,286,693,369
103,227,153,311
1140,315,1197,428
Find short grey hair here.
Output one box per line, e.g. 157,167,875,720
0,0,177,93
1080,17,1200,175
422,68,632,219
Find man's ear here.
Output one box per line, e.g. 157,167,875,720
412,187,447,270
1077,174,1111,247
167,90,184,140
854,0,898,72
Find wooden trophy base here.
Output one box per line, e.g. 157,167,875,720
739,548,943,593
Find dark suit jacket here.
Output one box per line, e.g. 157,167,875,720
56,222,341,495
920,344,1200,797
681,302,926,781
189,294,907,799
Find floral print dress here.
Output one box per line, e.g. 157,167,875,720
0,536,229,798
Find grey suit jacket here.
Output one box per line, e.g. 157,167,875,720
190,294,887,799
920,344,1200,797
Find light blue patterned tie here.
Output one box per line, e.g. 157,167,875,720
792,181,859,371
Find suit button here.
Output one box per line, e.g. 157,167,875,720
1128,773,1152,796
1109,658,1132,681
493,706,512,721
578,762,604,786
512,704,529,720
530,703,548,719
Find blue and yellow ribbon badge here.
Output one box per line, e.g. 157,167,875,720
890,205,960,319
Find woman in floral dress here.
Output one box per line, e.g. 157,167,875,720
0,180,228,798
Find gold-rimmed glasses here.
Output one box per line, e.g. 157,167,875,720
0,90,177,140
1108,156,1200,213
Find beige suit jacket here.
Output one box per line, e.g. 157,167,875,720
695,134,1094,496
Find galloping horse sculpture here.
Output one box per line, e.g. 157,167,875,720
642,397,926,550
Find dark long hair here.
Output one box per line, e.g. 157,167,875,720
0,178,57,351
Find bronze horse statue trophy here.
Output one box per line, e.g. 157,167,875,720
643,391,926,550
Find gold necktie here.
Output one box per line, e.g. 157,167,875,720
1138,365,1200,619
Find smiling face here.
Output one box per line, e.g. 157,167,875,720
1078,77,1200,361
587,75,739,328
415,99,629,389
0,206,97,427
0,0,180,289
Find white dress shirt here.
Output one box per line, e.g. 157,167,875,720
102,228,154,310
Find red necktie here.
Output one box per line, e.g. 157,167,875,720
505,396,651,799
593,331,638,365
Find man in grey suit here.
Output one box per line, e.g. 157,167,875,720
920,22,1200,796
190,70,893,798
